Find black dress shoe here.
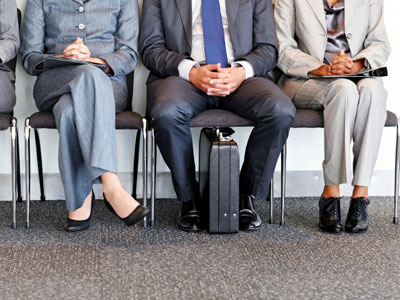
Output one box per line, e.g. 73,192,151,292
104,193,150,226
177,197,201,232
65,192,95,232
319,196,342,234
345,197,370,233
239,194,262,231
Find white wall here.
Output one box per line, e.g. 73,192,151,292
0,0,399,199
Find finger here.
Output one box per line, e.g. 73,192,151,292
209,83,232,90
209,77,233,85
338,49,345,56
206,87,231,96
331,56,353,66
79,46,90,54
331,63,352,73
331,61,353,71
64,44,81,53
74,37,83,44
204,64,220,71
206,71,231,80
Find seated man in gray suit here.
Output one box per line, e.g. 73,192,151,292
140,0,296,232
0,0,19,113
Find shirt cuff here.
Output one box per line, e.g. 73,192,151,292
178,59,199,81
231,60,255,79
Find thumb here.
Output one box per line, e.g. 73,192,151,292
74,37,83,44
205,63,220,71
338,49,345,56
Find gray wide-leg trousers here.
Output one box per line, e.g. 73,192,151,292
0,70,16,113
33,65,127,210
291,78,387,187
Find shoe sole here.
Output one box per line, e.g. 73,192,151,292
319,224,342,234
345,227,368,234
176,223,201,232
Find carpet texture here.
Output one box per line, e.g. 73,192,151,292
0,197,400,299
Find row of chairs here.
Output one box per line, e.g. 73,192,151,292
3,12,399,230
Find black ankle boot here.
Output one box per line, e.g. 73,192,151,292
345,197,370,233
319,196,342,234
239,194,262,231
177,196,201,232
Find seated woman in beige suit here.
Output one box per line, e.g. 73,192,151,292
275,0,391,233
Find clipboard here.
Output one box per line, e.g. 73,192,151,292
308,67,388,79
43,55,107,73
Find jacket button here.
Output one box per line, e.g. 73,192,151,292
346,33,352,40
78,24,85,30
78,6,85,13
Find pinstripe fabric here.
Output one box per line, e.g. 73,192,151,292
20,0,138,210
20,0,139,79
0,0,19,64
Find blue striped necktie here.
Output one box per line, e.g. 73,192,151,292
201,0,228,67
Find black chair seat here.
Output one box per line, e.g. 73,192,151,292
0,113,12,131
29,111,143,130
292,109,398,128
190,109,255,127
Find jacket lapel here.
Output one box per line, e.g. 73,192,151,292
175,0,192,48
71,0,84,5
305,0,327,33
226,0,240,48
344,0,356,28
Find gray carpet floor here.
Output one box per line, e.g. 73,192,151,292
1,197,400,299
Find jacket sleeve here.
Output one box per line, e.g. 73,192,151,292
20,0,46,76
236,0,279,77
352,0,391,69
139,0,190,78
98,0,139,76
0,0,20,64
275,0,324,78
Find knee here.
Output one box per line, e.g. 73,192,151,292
331,79,359,100
151,100,192,129
76,64,107,82
53,96,74,126
257,94,296,129
357,79,387,106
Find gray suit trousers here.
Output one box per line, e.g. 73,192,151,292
287,77,387,187
0,70,16,113
33,65,127,210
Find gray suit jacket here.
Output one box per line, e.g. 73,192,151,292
0,0,19,80
139,0,278,83
20,0,139,78
275,0,391,98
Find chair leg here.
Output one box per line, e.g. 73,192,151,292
25,119,31,228
280,143,287,226
269,176,274,224
10,118,17,229
15,127,22,202
394,125,399,224
151,127,157,227
34,129,45,201
142,119,148,228
131,130,141,199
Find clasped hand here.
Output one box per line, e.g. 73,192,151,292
310,49,364,77
189,63,246,97
58,37,110,73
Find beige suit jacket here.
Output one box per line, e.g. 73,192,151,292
275,0,391,98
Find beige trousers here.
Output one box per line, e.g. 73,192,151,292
287,77,387,187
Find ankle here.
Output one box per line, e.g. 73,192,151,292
323,185,340,198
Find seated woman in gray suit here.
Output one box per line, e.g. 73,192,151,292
275,0,391,233
0,0,19,113
20,0,149,232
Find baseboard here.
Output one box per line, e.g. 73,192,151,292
0,170,396,201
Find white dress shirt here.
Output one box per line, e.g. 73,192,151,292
178,0,255,80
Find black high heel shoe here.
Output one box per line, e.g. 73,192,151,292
65,191,95,232
103,193,150,226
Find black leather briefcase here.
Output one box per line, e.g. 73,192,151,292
199,128,240,233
